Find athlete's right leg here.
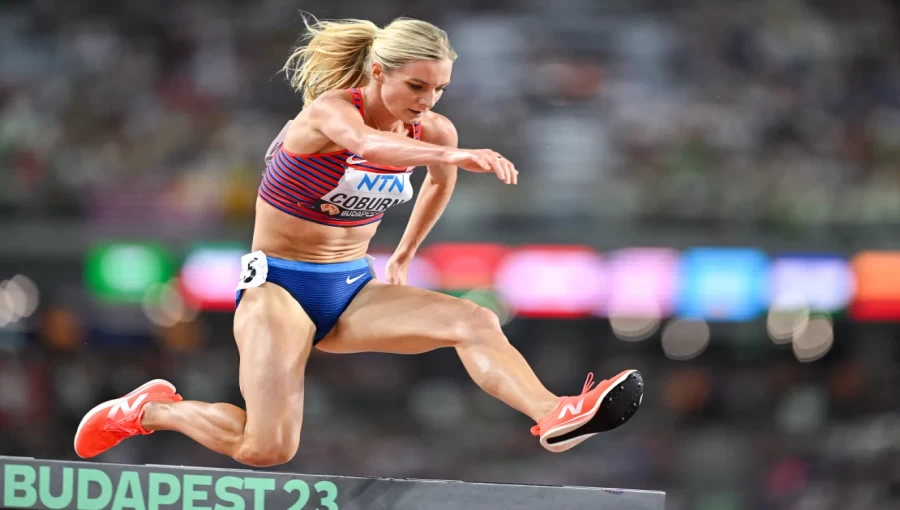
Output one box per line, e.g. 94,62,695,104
76,283,315,468
143,283,314,467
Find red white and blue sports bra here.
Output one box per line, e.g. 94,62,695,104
259,88,422,227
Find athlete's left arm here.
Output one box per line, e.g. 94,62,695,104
385,114,459,285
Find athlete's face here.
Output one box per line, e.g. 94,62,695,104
374,58,453,122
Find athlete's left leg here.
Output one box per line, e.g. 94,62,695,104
316,280,559,422
317,280,644,451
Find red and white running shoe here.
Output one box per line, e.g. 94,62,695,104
531,370,644,453
74,379,182,459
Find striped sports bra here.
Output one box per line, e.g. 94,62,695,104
259,88,422,227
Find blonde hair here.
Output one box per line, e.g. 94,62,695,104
283,15,458,105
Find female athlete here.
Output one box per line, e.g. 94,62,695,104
74,16,644,467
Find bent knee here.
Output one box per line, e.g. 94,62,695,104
454,302,507,347
234,438,299,468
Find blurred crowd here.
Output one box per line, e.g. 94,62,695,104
3,0,900,509
3,0,900,230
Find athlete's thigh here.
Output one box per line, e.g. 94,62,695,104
233,282,315,441
316,280,480,354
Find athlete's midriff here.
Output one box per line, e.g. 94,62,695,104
251,197,377,263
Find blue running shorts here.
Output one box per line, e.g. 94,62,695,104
235,250,375,343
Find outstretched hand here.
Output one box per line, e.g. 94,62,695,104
445,149,519,185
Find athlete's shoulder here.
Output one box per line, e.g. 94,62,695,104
302,89,357,118
315,88,355,103
419,111,458,147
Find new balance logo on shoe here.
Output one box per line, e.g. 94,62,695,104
107,393,147,420
558,397,585,420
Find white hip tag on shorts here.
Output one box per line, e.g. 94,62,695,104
236,251,269,291
365,254,377,279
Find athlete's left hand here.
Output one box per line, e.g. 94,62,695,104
385,254,410,285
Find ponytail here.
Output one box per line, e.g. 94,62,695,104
283,15,379,106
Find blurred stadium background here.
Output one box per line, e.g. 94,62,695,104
3,0,900,509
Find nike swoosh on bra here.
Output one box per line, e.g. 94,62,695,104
346,274,366,284
346,155,368,166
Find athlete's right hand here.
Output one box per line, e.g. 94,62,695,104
445,149,518,185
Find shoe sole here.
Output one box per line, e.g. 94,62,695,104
541,370,644,453
74,379,176,458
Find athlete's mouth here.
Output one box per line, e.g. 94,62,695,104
409,109,425,115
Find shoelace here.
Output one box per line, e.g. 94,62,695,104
104,417,142,437
531,373,600,436
102,393,171,436
581,372,597,394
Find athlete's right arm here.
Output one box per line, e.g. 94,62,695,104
306,96,514,181
307,96,447,167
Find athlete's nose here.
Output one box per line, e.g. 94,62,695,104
420,91,437,109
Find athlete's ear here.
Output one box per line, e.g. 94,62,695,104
370,62,385,83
